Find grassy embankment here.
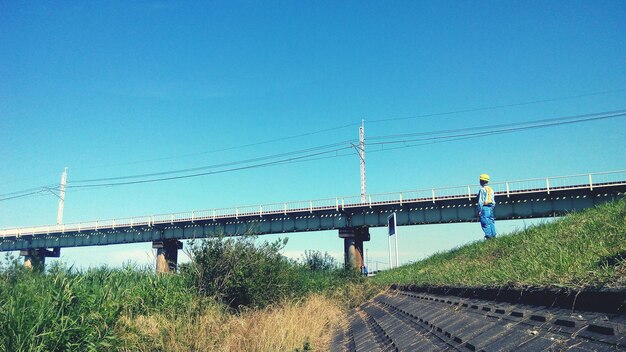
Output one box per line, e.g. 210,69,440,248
1,199,624,351
372,198,626,289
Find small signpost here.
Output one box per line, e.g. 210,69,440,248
387,213,399,269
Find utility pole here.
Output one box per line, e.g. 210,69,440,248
57,167,68,225
359,120,366,203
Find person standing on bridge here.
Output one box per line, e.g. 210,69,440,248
477,174,496,239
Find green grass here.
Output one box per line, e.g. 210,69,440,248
2,200,624,351
0,242,358,351
0,264,200,352
372,198,626,289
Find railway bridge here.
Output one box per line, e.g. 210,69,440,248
1,170,625,272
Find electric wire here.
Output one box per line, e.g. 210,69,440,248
72,109,622,185
368,88,626,123
368,109,626,141
66,109,625,189
0,190,48,202
67,88,626,170
71,139,357,183
2,105,624,199
67,145,355,188
368,111,626,147
366,113,626,154
0,184,57,198
75,122,361,170
3,107,607,201
0,184,60,203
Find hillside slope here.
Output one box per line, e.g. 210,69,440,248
372,198,626,289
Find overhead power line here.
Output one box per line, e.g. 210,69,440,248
1,105,624,200
0,184,57,198
368,114,624,154
70,87,626,170
67,146,355,188
67,109,625,190
76,122,361,170
368,88,626,123
0,190,47,202
368,109,626,143
71,139,356,184
0,183,60,201
368,111,625,149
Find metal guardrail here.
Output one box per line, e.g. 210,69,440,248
1,170,625,238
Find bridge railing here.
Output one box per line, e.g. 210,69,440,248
430,186,477,201
341,195,367,207
491,171,626,197
258,202,286,215
1,170,625,238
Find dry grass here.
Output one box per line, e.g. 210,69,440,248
223,295,344,351
117,294,345,351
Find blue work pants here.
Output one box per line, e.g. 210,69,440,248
480,206,496,238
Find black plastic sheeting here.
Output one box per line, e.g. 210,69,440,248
392,284,626,315
331,286,626,352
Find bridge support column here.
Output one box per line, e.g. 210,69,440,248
153,240,183,274
339,227,370,272
20,248,60,271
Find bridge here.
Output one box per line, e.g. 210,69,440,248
1,170,625,272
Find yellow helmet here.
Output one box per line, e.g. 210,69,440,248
479,174,490,182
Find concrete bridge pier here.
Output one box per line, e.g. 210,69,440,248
153,239,183,273
20,247,60,270
339,227,370,272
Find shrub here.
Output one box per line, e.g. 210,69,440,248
181,235,303,309
301,250,338,271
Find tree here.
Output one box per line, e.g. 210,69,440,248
302,250,338,271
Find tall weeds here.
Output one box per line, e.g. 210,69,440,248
0,263,197,352
0,238,360,351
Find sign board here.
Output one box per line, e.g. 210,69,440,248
387,213,397,236
387,213,400,269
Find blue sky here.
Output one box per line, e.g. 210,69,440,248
1,1,625,269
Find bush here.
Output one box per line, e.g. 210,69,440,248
302,250,338,271
181,235,303,309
